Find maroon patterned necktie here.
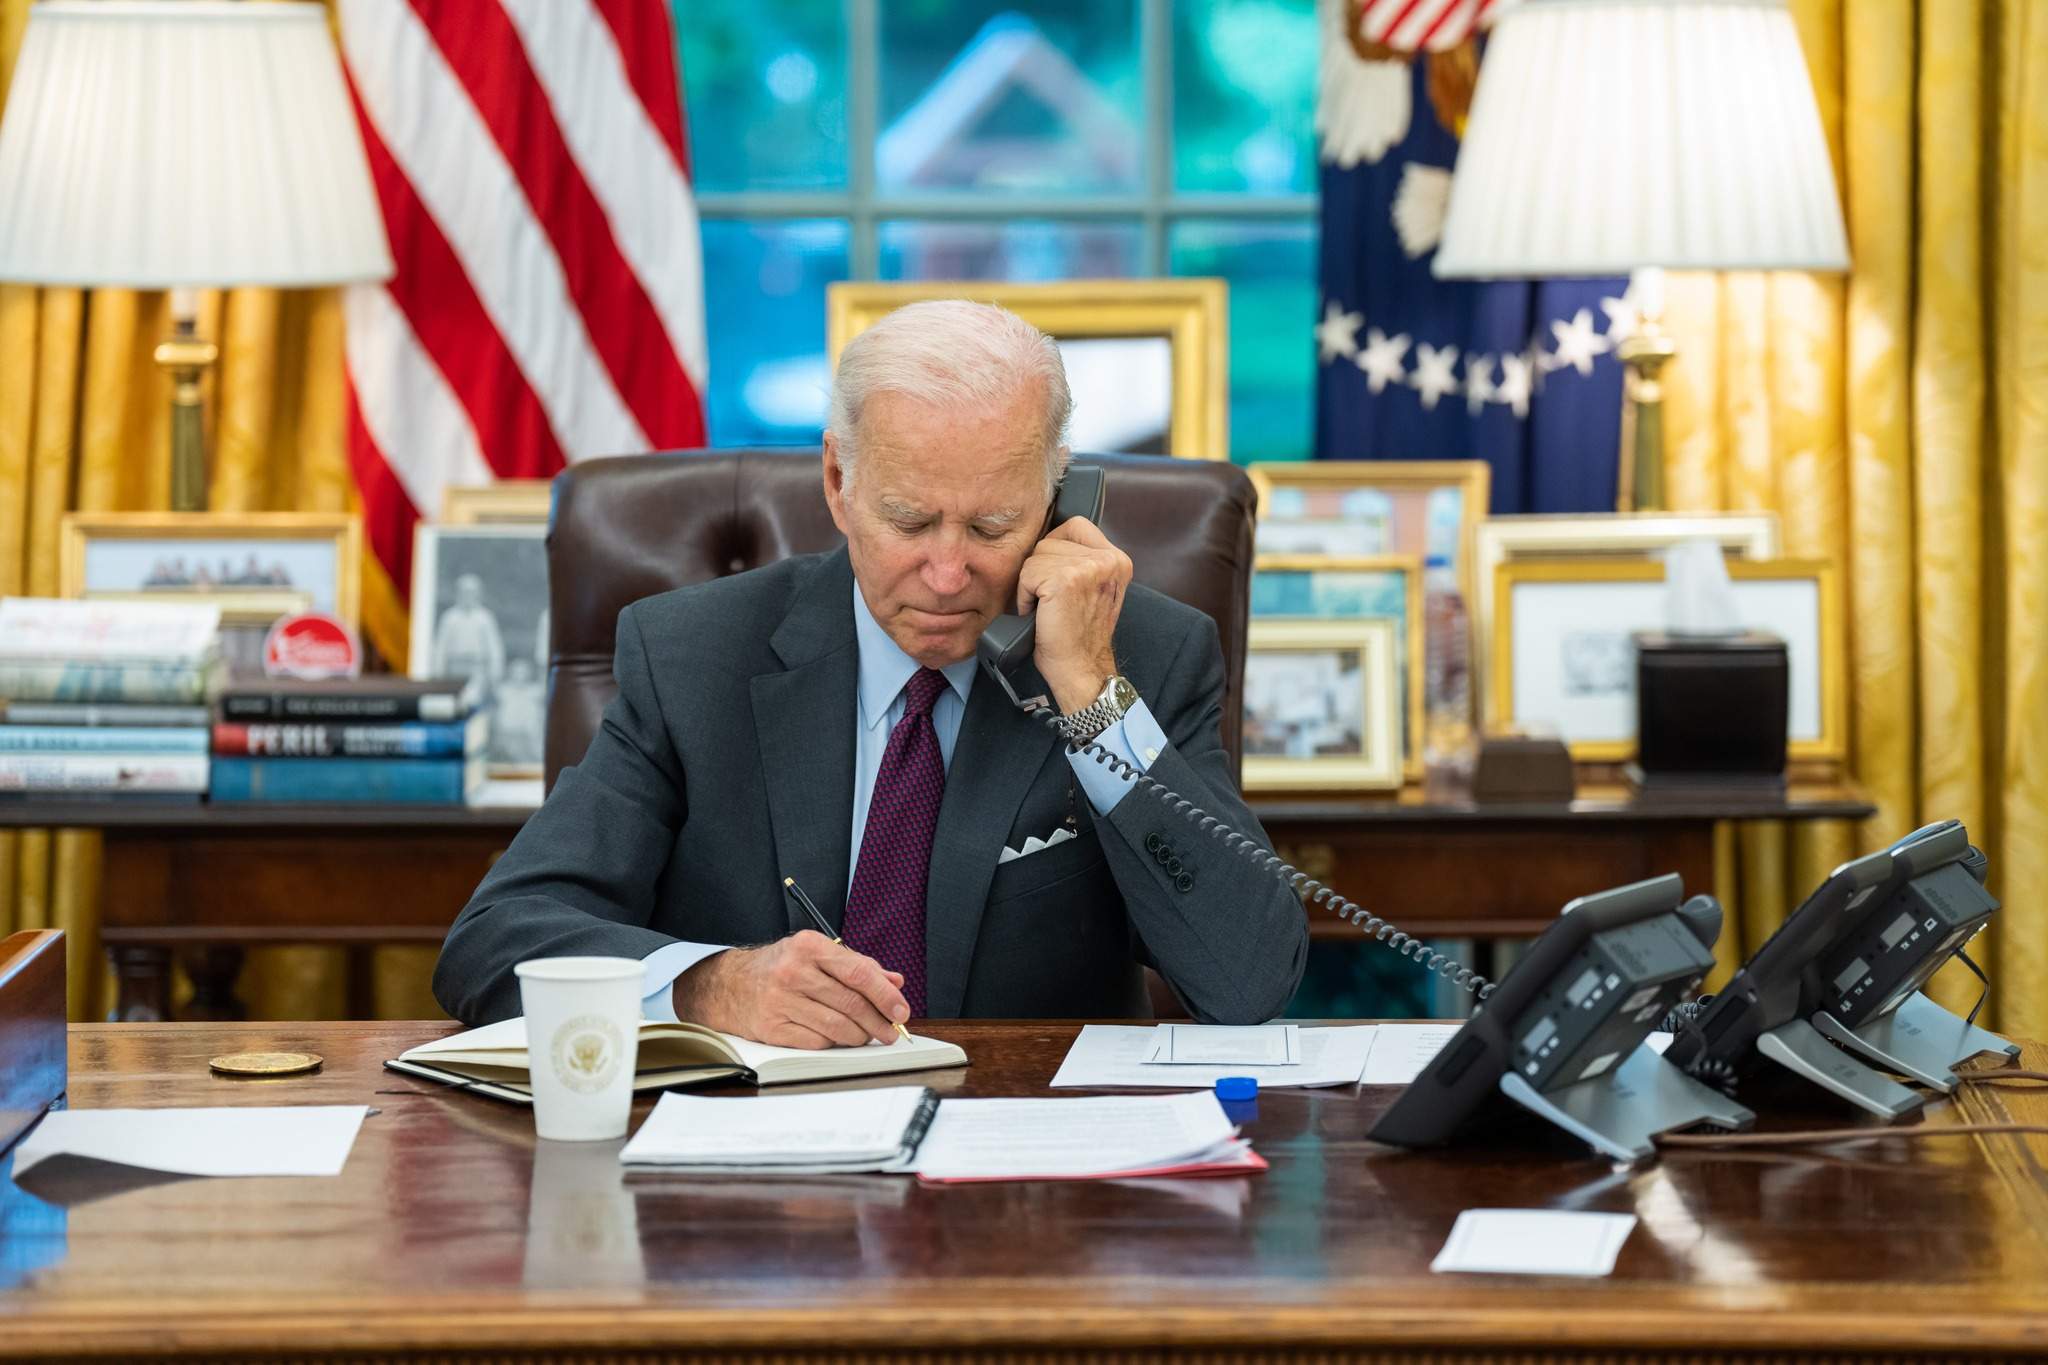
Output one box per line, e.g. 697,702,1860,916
841,667,948,1016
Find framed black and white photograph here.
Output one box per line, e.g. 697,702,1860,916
1490,557,1845,762
409,523,550,778
1241,617,1401,793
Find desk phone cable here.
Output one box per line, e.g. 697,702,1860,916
988,671,1494,1001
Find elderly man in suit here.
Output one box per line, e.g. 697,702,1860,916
434,300,1308,1044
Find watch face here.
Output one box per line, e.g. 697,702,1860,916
1110,675,1138,710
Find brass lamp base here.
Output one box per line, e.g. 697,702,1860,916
154,315,217,513
1615,323,1676,512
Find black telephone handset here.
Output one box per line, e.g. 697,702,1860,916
976,464,1106,676
971,460,1489,1003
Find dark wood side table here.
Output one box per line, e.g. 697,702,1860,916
0,779,1872,1022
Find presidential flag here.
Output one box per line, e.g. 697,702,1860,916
337,0,708,658
1314,0,1629,513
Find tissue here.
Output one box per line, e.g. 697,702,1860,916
1662,539,1741,637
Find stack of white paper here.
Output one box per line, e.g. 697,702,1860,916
1050,1024,1378,1089
1144,1023,1299,1064
1431,1209,1639,1277
619,1086,932,1174
12,1106,368,1178
912,1091,1255,1182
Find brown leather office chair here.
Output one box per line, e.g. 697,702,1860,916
543,448,1260,791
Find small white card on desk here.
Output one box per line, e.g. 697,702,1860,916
1430,1209,1638,1277
1143,1024,1299,1065
12,1106,369,1179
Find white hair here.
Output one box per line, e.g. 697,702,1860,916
827,299,1073,498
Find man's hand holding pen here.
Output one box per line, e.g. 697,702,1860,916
669,931,910,1049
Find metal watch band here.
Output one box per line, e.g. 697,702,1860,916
1056,676,1133,744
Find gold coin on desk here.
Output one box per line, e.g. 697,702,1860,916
209,1051,323,1077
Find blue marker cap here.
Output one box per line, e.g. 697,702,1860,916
1215,1076,1258,1101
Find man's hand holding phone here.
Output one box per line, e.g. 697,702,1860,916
1016,516,1132,713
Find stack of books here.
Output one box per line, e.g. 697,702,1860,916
210,677,486,804
0,598,220,801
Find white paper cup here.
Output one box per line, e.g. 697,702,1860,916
514,956,644,1141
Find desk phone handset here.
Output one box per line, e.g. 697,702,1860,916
975,463,1489,1003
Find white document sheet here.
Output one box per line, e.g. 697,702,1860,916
12,1106,368,1179
1361,1025,1678,1086
911,1091,1236,1180
1050,1024,1377,1089
1430,1209,1638,1277
1359,1023,1465,1085
1144,1024,1299,1065
619,1087,930,1168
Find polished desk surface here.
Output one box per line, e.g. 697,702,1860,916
2,1022,2044,1363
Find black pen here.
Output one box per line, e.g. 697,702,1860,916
782,874,909,1041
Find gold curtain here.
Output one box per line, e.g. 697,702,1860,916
1667,0,2048,1036
0,0,436,1020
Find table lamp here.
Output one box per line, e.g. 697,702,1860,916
1431,0,1849,509
0,0,393,512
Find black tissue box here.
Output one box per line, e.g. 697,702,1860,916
1627,630,1788,797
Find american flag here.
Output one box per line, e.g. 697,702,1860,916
1351,0,1515,54
336,0,707,657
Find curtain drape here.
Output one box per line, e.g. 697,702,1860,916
1667,0,2048,1036
0,0,437,1021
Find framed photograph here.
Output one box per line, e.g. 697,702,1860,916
1489,558,1846,762
441,481,553,525
1252,555,1425,781
826,279,1228,460
59,512,361,678
1246,460,1489,600
410,524,550,778
1241,617,1402,793
1471,511,1782,726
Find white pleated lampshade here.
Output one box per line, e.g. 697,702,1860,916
0,1,392,288
1433,0,1849,279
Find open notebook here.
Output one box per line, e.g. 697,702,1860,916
384,1016,967,1102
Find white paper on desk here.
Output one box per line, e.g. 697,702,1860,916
1361,1025,1679,1086
1144,1023,1299,1065
1431,1209,1637,1277
619,1086,930,1169
911,1091,1235,1180
12,1106,368,1179
1051,1024,1376,1089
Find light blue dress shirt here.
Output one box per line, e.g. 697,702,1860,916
638,580,1169,1021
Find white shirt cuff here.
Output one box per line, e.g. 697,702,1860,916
639,940,731,1022
1065,697,1169,815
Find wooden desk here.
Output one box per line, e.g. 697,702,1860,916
0,781,1873,1022
2,1020,2044,1362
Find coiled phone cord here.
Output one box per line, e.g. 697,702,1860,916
1006,690,1496,1002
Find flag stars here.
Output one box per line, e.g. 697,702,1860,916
1496,352,1535,418
1409,342,1461,410
1548,307,1611,377
1600,293,1640,349
1463,354,1497,416
1315,300,1365,364
1355,327,1412,394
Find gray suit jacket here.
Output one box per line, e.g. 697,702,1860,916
433,548,1309,1026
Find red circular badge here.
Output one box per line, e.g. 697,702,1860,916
262,613,362,680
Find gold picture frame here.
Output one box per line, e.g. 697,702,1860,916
441,480,554,525
1241,617,1402,793
1246,460,1491,601
1472,511,1783,728
826,279,1228,460
1489,557,1846,762
1252,554,1425,782
59,511,362,627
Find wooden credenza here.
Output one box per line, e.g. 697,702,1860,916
1,1018,2043,1362
0,780,1873,1021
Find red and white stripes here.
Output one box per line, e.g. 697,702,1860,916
337,0,706,600
1355,0,1516,54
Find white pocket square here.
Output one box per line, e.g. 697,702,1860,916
998,827,1076,865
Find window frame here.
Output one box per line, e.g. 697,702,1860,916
689,0,1319,279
